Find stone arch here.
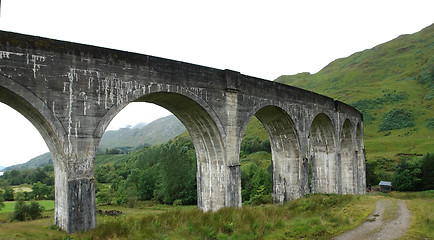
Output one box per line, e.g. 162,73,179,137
0,78,73,230
356,122,366,194
340,119,355,194
100,91,227,211
0,78,64,156
308,113,337,194
243,105,302,203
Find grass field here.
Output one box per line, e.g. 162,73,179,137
0,192,432,240
0,200,54,213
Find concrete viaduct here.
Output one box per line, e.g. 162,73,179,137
0,31,366,233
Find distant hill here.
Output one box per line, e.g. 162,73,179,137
99,115,186,151
276,23,434,159
2,152,51,171
3,115,186,171
0,166,5,171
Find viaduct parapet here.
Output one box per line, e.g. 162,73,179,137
0,31,366,233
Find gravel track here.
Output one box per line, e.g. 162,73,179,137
333,199,411,240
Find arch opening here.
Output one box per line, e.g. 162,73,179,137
308,113,337,194
0,83,70,229
340,119,355,194
244,105,302,203
238,116,272,205
0,102,49,169
98,92,227,211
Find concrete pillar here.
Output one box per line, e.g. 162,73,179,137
53,138,97,233
340,119,355,194
223,70,242,208
356,124,366,194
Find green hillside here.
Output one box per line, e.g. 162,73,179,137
276,23,434,159
2,152,51,172
99,115,186,152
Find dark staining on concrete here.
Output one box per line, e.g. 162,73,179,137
0,30,366,233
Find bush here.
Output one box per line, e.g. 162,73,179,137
12,198,28,221
379,109,415,131
27,201,44,219
426,118,434,129
11,197,45,221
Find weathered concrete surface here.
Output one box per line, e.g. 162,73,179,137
0,31,365,233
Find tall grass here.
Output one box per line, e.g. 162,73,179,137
85,194,374,240
1,193,431,239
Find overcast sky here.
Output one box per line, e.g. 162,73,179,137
0,0,433,168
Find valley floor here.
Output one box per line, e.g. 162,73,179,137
0,192,432,240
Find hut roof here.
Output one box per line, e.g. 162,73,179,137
379,181,392,186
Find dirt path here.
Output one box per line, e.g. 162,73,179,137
333,199,411,240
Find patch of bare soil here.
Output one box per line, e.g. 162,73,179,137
333,199,411,240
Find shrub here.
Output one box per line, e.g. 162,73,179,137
426,118,434,129
27,201,44,220
11,198,45,221
11,198,28,221
379,109,415,131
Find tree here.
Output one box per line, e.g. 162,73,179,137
138,168,158,201
3,186,14,201
8,170,24,185
392,159,421,191
32,182,53,200
420,153,434,190
27,201,44,220
11,194,45,221
26,167,48,184
157,143,197,205
241,162,259,202
123,168,142,207
365,160,379,186
0,190,4,210
248,167,272,205
12,197,28,221
96,184,114,205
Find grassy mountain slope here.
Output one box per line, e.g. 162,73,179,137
276,23,434,159
99,115,186,151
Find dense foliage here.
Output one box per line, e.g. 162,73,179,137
0,165,54,186
94,132,272,206
378,109,415,131
94,137,197,207
391,153,434,191
0,166,54,201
